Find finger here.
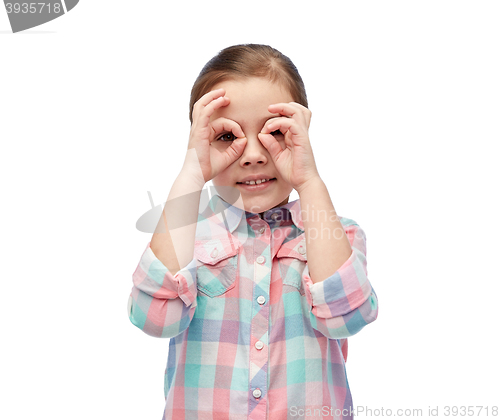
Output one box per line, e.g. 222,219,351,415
269,102,312,129
196,96,231,128
270,101,310,116
301,105,312,128
259,116,283,134
289,102,312,128
258,133,286,161
224,137,247,163
209,118,245,142
261,117,301,137
212,137,247,174
193,88,230,124
268,102,307,125
192,89,227,120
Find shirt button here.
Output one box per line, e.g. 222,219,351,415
258,227,265,234
255,341,264,350
298,245,306,255
257,295,266,305
210,248,218,258
271,212,279,220
253,388,262,399
256,255,265,264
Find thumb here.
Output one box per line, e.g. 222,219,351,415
221,137,247,167
229,137,247,158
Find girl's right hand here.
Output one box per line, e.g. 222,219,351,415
185,88,247,184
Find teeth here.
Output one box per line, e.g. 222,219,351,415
244,178,271,185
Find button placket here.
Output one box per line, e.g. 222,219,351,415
249,223,271,414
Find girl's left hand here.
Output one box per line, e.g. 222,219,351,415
258,102,320,193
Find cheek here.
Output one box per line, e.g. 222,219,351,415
212,167,233,186
211,174,223,186
211,141,231,150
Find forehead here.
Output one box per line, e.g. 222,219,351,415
210,77,294,125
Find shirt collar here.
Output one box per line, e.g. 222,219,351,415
199,193,304,235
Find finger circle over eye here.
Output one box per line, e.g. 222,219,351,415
262,116,290,134
268,118,300,136
262,117,279,130
210,117,244,138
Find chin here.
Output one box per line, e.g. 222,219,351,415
212,184,290,214
243,197,288,215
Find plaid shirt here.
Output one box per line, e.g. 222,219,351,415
128,194,378,420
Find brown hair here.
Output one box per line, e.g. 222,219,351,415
189,44,308,124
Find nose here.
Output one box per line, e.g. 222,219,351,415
239,134,269,167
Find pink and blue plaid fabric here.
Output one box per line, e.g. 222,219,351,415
128,194,378,419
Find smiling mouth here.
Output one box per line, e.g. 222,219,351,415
236,178,277,185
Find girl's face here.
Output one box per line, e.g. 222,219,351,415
209,77,295,217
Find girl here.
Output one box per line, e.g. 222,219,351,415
128,44,378,420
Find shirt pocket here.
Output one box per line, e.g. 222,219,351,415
276,236,307,296
194,237,240,297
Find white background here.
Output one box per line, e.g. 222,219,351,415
1,1,499,419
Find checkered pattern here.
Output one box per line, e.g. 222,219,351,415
128,194,378,419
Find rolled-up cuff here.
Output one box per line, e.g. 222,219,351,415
132,241,198,306
303,248,372,319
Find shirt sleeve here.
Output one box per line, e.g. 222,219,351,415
127,241,198,338
302,223,379,339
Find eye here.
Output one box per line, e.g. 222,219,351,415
217,132,237,142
